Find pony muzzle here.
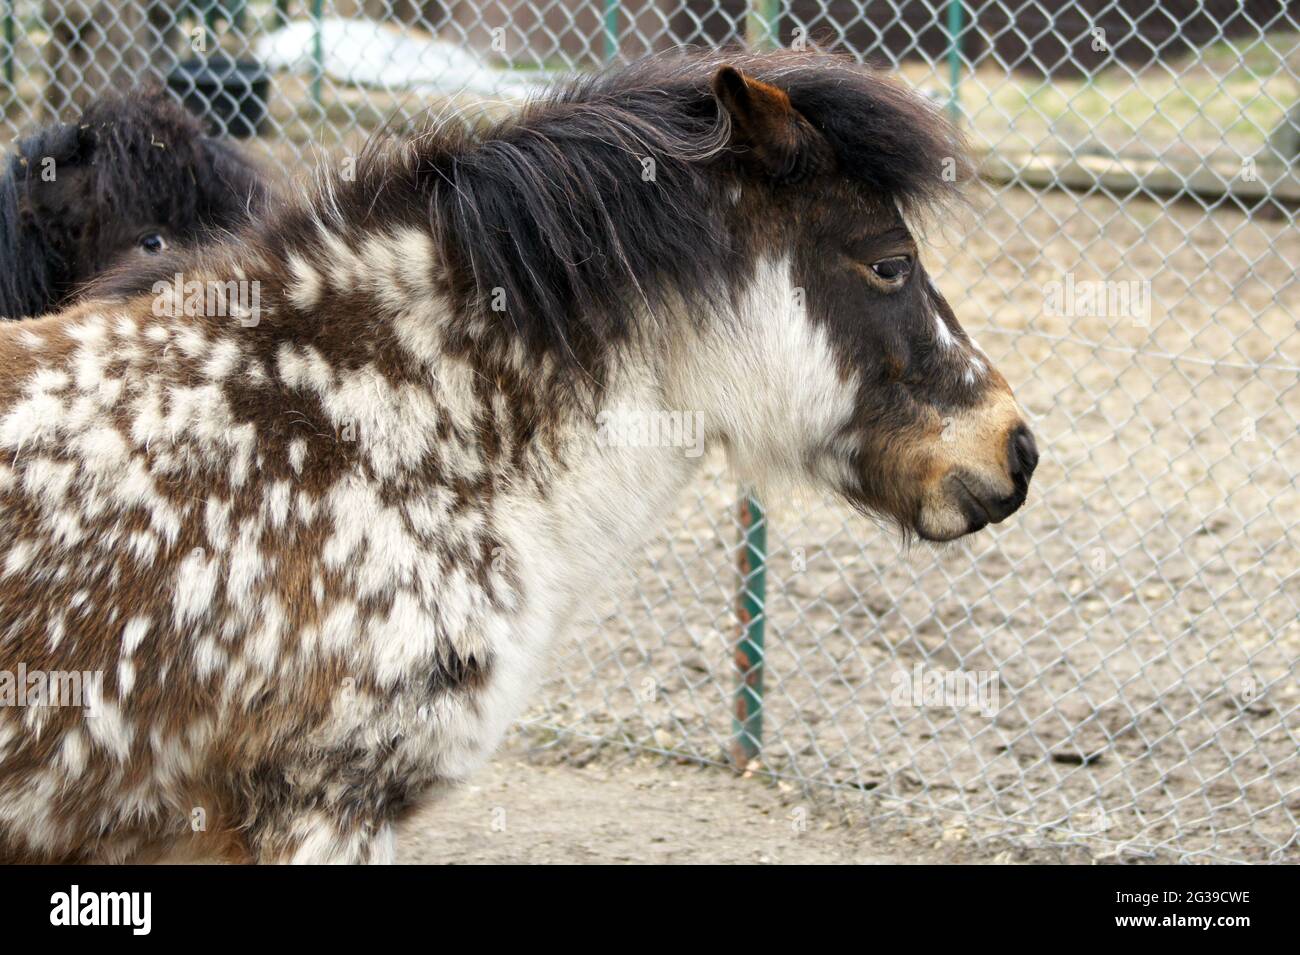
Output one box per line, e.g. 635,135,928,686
914,400,1038,542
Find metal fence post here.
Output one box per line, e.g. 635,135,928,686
604,0,619,62
2,3,13,88
745,0,781,50
946,0,964,121
732,493,766,767
310,0,324,108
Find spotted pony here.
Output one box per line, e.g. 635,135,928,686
0,50,1036,862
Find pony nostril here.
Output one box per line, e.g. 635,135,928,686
1009,423,1038,484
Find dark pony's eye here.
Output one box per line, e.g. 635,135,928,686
138,232,167,254
870,256,912,281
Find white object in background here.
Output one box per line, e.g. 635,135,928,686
257,18,538,100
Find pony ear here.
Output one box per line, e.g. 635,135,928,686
711,65,827,184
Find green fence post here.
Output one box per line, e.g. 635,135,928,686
3,2,14,89
731,2,780,773
946,0,965,122
732,493,766,768
745,0,781,49
311,0,324,109
603,0,619,62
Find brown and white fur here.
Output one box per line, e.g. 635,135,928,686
0,51,1037,863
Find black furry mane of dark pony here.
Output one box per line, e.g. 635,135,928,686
0,87,266,319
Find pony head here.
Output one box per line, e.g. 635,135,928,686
0,86,267,318
353,50,1038,542
694,56,1038,540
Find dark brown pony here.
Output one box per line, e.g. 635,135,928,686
0,86,266,319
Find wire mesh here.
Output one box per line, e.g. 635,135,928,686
4,0,1295,863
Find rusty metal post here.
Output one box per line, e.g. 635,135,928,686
732,492,766,768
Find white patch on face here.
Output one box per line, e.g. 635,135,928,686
664,255,857,495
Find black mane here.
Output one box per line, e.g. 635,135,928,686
357,49,969,364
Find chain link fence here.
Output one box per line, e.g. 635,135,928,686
4,1,1295,863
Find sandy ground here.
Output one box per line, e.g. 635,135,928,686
396,737,1006,864
395,740,899,864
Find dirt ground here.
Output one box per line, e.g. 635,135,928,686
397,736,1017,864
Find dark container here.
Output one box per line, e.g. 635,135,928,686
166,54,269,138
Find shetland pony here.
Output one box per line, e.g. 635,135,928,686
0,87,266,319
0,50,1036,862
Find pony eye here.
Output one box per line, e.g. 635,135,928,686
870,256,912,281
138,232,167,254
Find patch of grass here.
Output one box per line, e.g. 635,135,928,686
964,31,1298,160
